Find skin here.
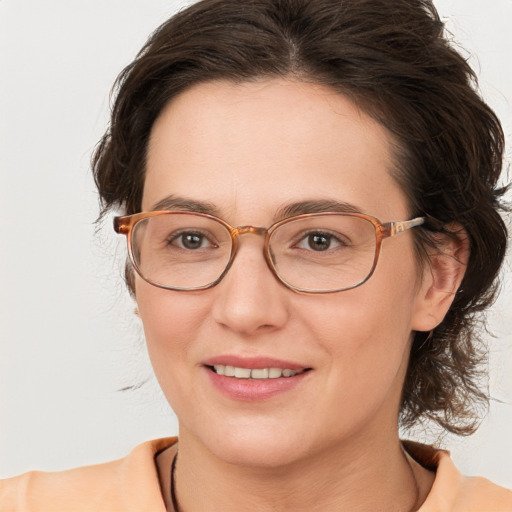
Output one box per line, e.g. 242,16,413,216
136,79,466,511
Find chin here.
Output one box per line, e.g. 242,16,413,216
214,438,305,469
187,419,314,469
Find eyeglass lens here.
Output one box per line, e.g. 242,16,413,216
130,213,378,291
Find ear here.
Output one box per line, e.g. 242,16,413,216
412,224,470,332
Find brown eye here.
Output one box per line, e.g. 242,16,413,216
181,233,204,249
169,231,212,250
294,231,346,252
308,233,331,251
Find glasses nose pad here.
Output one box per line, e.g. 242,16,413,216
214,236,239,283
262,234,297,291
263,238,278,273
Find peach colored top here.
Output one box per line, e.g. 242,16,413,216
1,437,511,511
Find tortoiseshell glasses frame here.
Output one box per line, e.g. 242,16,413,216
114,211,426,294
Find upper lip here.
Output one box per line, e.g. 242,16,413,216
203,355,310,371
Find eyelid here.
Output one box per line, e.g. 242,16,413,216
291,228,349,250
167,228,217,248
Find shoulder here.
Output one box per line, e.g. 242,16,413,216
0,437,176,512
404,441,512,512
453,475,512,511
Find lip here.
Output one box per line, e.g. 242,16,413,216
202,354,312,402
202,355,308,371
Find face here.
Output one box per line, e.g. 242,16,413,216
137,79,433,467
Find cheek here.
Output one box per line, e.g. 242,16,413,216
137,286,199,347
299,257,421,395
303,292,414,373
135,282,210,393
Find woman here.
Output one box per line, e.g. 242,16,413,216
1,0,511,510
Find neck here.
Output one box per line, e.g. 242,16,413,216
158,429,433,512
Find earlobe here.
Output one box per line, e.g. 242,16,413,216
412,225,470,332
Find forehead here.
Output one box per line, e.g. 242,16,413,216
143,79,409,222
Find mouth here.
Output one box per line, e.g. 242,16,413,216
203,357,312,400
208,365,311,380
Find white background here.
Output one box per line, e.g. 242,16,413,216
1,0,511,487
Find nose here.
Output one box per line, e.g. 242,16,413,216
211,237,290,336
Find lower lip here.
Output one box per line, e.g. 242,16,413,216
204,367,311,401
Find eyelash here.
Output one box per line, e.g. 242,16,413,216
166,230,217,249
292,230,350,251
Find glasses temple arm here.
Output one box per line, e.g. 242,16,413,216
383,217,425,237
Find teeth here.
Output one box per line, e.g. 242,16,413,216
251,368,268,379
234,367,251,378
212,365,301,379
268,368,282,379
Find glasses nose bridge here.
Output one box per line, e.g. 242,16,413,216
224,225,274,282
231,225,268,240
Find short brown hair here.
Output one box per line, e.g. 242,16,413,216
93,0,508,435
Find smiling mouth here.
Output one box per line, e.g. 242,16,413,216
209,365,311,380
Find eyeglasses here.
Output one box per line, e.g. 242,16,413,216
114,211,425,294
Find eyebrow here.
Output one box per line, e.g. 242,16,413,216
275,199,362,220
150,195,362,222
150,195,221,216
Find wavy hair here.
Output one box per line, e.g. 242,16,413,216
93,0,508,435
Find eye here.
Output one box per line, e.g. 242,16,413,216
295,231,346,251
169,231,215,250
